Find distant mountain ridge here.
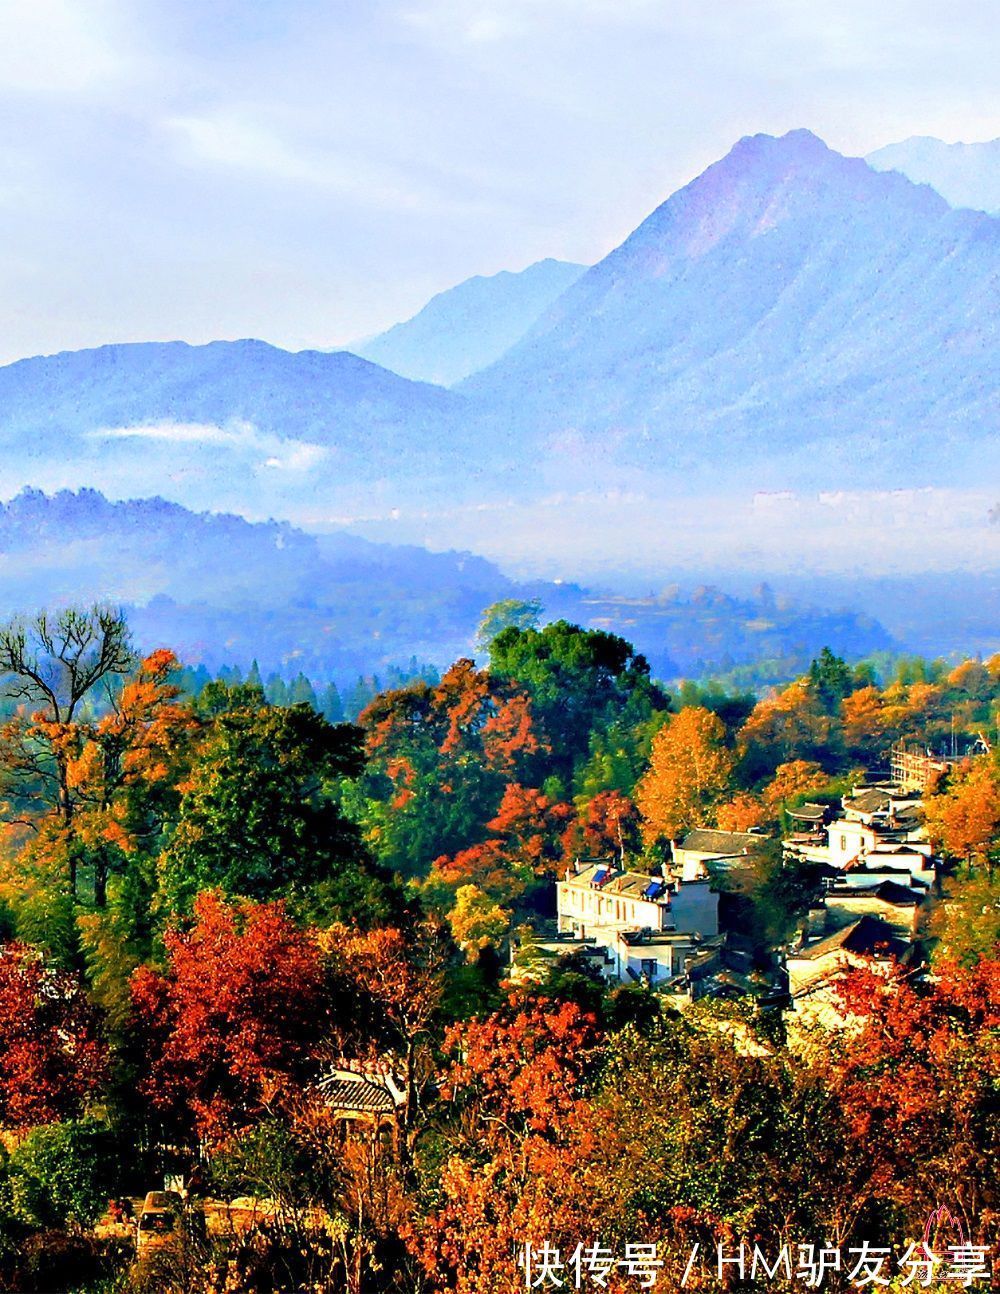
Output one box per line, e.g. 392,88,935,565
867,135,1000,213
352,258,587,386
0,130,996,575
0,488,893,683
0,338,488,519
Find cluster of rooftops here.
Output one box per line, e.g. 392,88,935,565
509,766,942,1022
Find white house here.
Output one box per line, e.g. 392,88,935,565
552,859,722,989
672,828,769,881
557,860,718,941
785,915,910,1040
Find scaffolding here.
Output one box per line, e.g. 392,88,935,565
889,740,952,792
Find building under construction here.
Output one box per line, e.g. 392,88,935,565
889,741,953,792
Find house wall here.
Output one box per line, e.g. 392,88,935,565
826,820,876,867
668,879,719,938
556,880,668,936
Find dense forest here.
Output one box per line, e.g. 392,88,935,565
0,606,995,1292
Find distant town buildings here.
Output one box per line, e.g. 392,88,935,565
520,755,945,1024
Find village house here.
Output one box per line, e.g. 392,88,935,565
541,858,723,991
822,878,927,938
783,777,936,888
557,859,719,941
672,827,770,881
784,914,914,1039
317,1066,407,1144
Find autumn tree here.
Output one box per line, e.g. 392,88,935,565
355,660,544,880
488,621,667,785
130,891,329,1142
428,782,573,908
0,606,134,896
715,791,768,832
761,759,829,815
737,680,836,783
447,885,509,961
69,648,197,908
323,921,447,1139
636,707,734,845
410,996,605,1294
560,789,641,863
0,943,106,1128
840,685,899,762
923,756,1000,876
819,957,1000,1243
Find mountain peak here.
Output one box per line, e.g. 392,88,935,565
728,127,832,161
614,127,950,266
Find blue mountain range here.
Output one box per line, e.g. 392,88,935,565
353,258,587,386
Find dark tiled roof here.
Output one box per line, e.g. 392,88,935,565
827,881,922,906
320,1078,395,1113
875,881,924,905
678,829,765,854
846,790,891,814
792,915,905,961
786,802,829,822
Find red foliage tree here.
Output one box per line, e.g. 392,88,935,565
442,995,602,1136
409,996,609,1294
561,790,641,863
130,891,328,1142
0,943,106,1127
821,956,1000,1241
430,783,574,905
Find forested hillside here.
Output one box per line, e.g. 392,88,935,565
0,488,893,684
0,606,994,1291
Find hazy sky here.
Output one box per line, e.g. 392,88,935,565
1,0,998,364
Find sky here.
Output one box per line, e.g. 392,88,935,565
0,0,998,365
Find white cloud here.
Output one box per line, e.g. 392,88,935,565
163,109,492,215
90,420,329,473
166,114,329,186
0,0,131,94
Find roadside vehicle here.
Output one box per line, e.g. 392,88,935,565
136,1190,183,1253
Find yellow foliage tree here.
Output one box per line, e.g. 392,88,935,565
762,759,829,812
715,793,767,832
635,707,734,844
737,681,832,781
447,884,510,961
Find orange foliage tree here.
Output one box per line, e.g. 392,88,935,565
0,606,135,896
408,996,606,1294
715,792,768,832
560,789,642,863
737,680,834,783
322,920,447,1138
636,707,734,845
358,661,545,880
923,757,1000,874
